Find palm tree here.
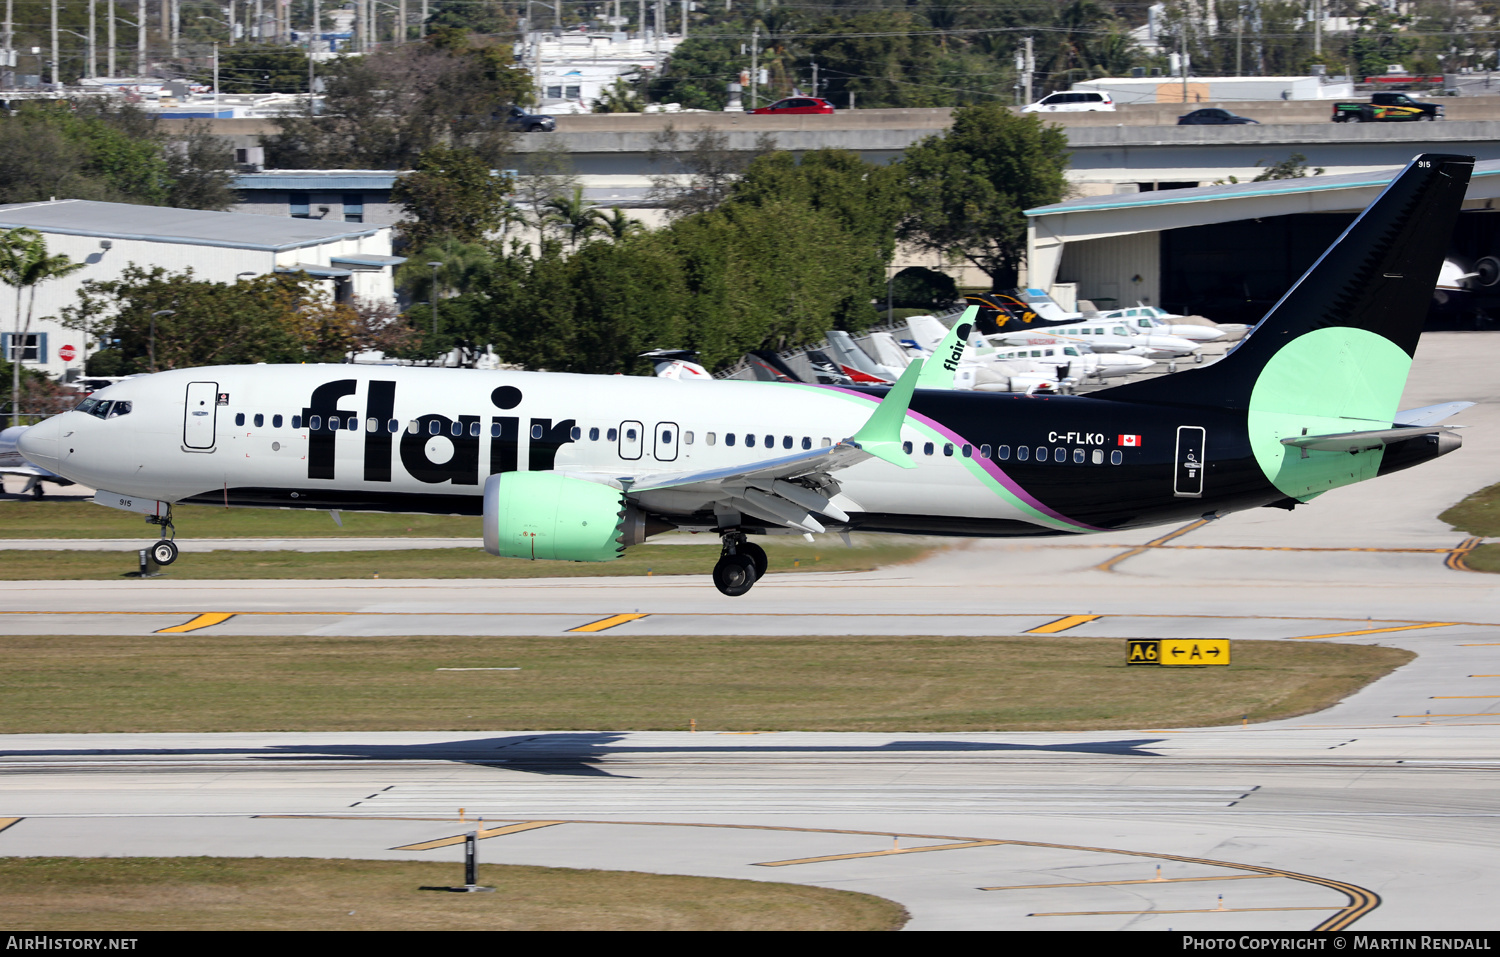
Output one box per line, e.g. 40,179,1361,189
540,187,600,250
394,238,492,304
588,206,646,242
0,229,83,426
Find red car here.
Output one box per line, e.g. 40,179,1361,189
748,97,835,115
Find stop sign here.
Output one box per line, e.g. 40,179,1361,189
58,344,78,362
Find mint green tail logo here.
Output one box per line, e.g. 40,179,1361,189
1247,327,1412,501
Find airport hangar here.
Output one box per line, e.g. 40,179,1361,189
0,199,404,382
1026,158,1500,327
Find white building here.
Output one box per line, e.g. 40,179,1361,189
0,200,403,380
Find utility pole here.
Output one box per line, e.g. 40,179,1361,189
107,0,115,74
137,0,145,74
750,22,758,108
171,0,179,58
3,0,13,89
810,59,817,97
1023,35,1033,104
49,0,57,86
88,0,96,78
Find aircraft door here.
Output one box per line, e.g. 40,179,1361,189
183,381,219,450
618,420,643,460
653,421,679,462
1174,425,1206,498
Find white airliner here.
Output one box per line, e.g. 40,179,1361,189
16,153,1479,598
0,425,72,497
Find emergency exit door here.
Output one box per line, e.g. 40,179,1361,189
1174,425,1206,498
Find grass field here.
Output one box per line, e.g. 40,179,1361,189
0,857,908,931
0,499,480,538
0,541,933,580
0,634,1413,733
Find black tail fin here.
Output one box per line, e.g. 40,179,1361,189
1092,153,1474,410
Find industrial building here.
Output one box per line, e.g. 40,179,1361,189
0,200,402,379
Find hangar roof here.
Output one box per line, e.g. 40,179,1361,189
1024,157,1500,290
0,199,384,252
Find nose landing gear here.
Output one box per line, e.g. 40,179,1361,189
146,508,179,566
713,530,767,597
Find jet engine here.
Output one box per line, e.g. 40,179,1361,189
483,471,654,562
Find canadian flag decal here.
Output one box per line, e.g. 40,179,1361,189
1118,434,1142,447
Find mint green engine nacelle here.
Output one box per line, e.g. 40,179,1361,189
483,471,628,562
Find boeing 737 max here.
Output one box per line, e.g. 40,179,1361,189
17,154,1476,596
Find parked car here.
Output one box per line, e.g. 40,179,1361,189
747,97,835,115
1178,108,1260,125
1021,90,1114,113
500,105,556,132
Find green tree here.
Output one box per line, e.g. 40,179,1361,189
898,104,1070,290
185,46,311,94
392,145,512,249
540,187,600,249
61,267,362,375
0,229,83,426
593,77,647,113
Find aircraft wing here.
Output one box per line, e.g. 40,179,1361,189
561,359,925,533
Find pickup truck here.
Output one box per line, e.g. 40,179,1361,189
1330,92,1443,122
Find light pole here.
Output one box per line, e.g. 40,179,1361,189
149,309,174,372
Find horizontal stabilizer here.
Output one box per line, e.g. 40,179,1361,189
1280,425,1455,453
1393,401,1475,427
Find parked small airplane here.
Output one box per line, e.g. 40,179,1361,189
18,154,1477,597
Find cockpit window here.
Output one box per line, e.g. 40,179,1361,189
77,398,131,419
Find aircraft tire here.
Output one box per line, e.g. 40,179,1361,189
739,541,768,581
30,484,43,499
712,554,758,597
151,540,179,566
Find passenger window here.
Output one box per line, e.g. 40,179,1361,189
589,427,600,441
745,434,755,448
329,417,340,431
725,433,736,446
1054,448,1066,462
1092,449,1104,464
821,438,832,447
782,436,792,449
491,423,502,438
801,437,810,450
388,419,399,433
625,427,637,440
366,417,377,433
309,415,322,430
571,426,581,440
470,422,480,437
662,429,673,444
1036,446,1047,460
706,433,716,445
291,415,300,429
1111,449,1123,465
347,416,358,430
1073,448,1085,464
532,424,545,439
995,445,1007,460
428,421,440,435
684,432,694,445
235,413,245,426
923,442,934,456
453,422,465,437
961,444,971,458
764,434,773,448
943,443,954,457
608,428,618,441
254,413,265,428
902,441,913,454
408,420,419,434
1017,446,1029,461
273,414,283,428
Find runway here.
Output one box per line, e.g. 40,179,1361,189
2,333,1500,930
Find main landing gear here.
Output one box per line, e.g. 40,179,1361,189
712,530,767,597
146,507,179,566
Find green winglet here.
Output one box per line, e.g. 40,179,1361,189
849,357,923,469
915,306,979,391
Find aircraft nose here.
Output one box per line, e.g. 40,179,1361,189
16,415,62,471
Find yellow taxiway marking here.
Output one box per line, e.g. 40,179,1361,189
566,613,650,633
154,612,236,634
1447,537,1484,572
1026,615,1102,634
1030,906,1336,918
391,821,562,851
754,841,1004,867
982,873,1276,891
1095,519,1211,572
1289,622,1456,641
267,816,1378,932
0,818,21,834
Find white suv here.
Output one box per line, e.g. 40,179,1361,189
1021,91,1115,113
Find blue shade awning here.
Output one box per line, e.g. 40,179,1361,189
277,263,353,278
330,254,406,270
